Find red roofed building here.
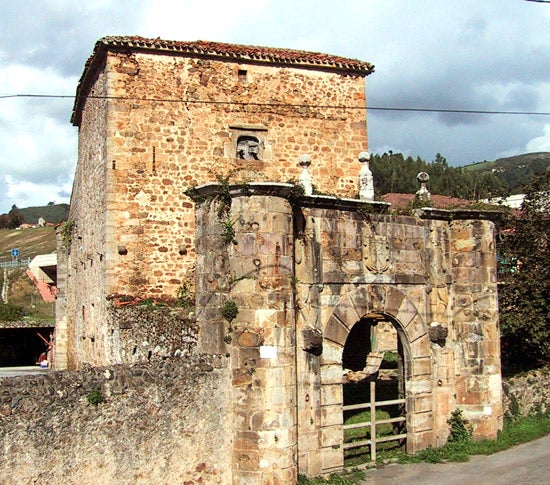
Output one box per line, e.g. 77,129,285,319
381,192,472,209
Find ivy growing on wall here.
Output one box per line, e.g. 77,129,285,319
221,299,239,344
59,220,76,248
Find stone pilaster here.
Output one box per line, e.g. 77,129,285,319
450,218,502,439
229,191,297,484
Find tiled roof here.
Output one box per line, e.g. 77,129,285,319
72,36,374,125
98,36,374,73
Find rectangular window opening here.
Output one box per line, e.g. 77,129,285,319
238,69,248,83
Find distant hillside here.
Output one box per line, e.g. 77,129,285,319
463,152,550,194
0,203,69,229
17,203,69,225
369,151,548,201
0,226,57,265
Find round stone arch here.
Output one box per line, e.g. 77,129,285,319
323,284,431,362
319,284,434,456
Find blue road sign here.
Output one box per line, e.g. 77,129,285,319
11,248,19,258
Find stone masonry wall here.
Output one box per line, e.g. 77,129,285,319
0,356,232,485
107,303,198,364
4,184,504,483
502,366,550,417
101,51,367,299
62,64,110,367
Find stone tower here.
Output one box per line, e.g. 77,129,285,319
58,36,373,366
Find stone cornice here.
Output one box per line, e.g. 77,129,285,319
415,207,506,222
187,182,391,213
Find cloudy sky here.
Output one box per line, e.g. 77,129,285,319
0,0,549,213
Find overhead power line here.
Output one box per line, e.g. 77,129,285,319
367,106,549,116
0,93,549,116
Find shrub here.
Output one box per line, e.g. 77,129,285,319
220,300,239,323
86,388,105,406
0,303,25,321
447,409,473,443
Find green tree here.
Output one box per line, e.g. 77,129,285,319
370,151,508,200
7,205,23,229
498,172,550,365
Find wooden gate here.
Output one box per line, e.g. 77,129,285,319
343,380,406,462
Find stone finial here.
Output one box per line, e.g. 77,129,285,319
358,151,374,201
298,154,313,196
416,171,431,201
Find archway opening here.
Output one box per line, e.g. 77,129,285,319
342,314,407,465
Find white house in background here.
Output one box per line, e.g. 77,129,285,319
484,193,525,209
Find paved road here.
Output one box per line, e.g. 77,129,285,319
361,434,550,484
0,365,50,377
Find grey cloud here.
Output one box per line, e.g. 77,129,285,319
367,51,547,129
368,109,544,165
57,187,72,200
20,97,76,125
0,1,146,76
500,85,541,112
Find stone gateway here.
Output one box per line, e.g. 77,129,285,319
189,183,502,479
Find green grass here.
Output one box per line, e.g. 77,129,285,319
342,349,406,466
462,160,494,171
344,407,406,466
342,374,550,468
380,351,398,368
343,376,406,466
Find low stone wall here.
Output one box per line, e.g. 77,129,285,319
502,366,550,417
0,355,232,484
